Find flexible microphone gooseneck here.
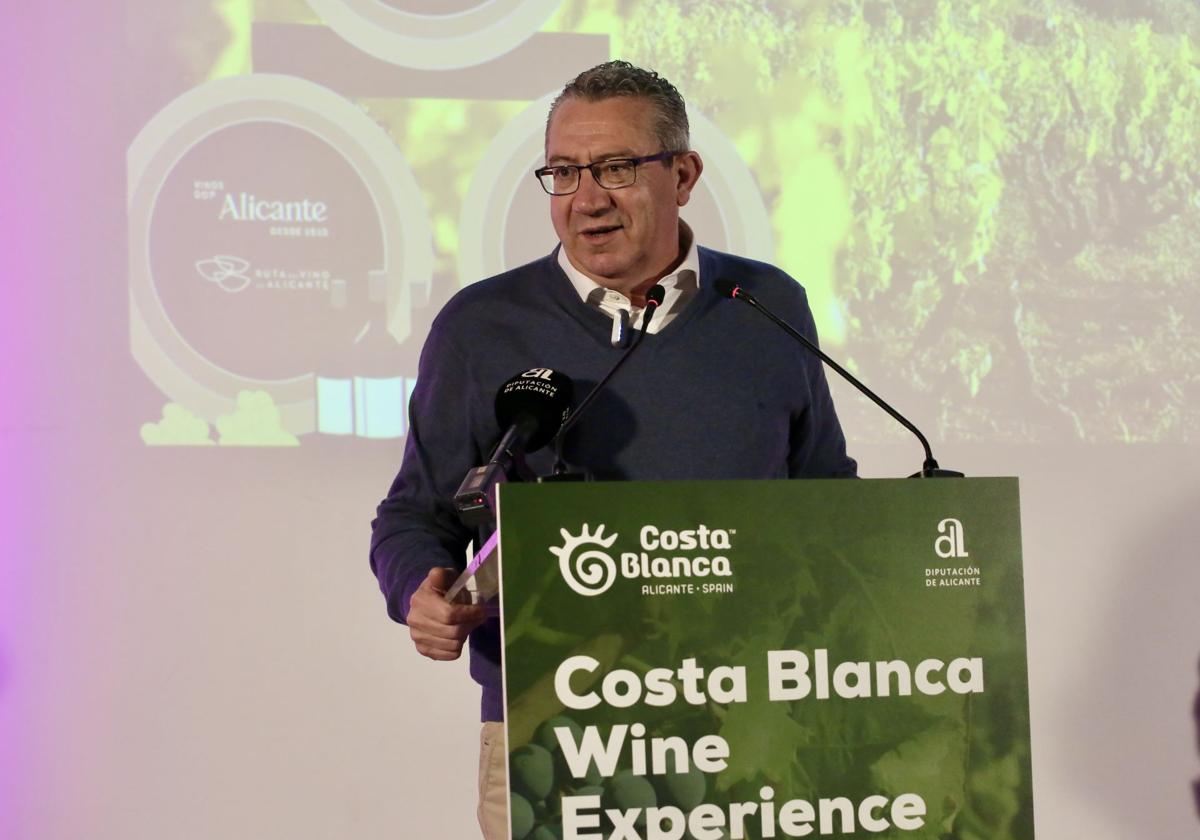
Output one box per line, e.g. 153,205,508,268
543,284,667,480
714,278,962,478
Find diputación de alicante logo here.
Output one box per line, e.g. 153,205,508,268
925,517,981,588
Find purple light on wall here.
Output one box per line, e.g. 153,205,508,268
0,7,127,836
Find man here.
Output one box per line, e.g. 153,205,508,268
370,61,857,839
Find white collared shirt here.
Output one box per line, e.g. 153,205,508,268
557,222,701,344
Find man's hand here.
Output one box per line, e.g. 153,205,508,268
406,567,488,661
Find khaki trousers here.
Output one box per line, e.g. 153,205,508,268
478,722,508,840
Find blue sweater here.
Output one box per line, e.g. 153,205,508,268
371,247,857,721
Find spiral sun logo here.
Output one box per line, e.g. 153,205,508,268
550,524,619,597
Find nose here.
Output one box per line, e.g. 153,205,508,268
572,167,613,215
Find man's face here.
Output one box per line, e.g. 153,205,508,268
546,96,702,292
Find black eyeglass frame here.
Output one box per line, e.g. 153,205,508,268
533,151,680,196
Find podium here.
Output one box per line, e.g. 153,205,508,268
491,477,1033,839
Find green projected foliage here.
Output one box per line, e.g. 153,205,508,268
157,0,1197,445
622,0,1200,443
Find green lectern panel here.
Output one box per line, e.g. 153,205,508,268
497,477,1030,840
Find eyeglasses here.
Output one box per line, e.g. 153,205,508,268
534,151,679,196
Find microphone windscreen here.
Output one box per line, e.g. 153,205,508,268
646,284,666,306
494,368,575,452
713,278,739,299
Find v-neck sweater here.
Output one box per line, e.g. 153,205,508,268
371,246,857,721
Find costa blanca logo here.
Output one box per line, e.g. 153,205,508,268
551,522,736,598
551,524,619,597
934,518,968,559
195,255,251,293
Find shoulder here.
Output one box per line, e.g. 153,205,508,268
698,246,811,311
442,253,559,315
427,252,562,340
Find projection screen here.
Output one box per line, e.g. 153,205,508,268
1,2,1197,838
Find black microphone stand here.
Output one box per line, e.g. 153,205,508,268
718,280,962,478
540,286,665,482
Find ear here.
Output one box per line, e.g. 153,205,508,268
674,150,704,207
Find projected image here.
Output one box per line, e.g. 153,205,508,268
152,122,382,381
128,72,433,443
129,0,1200,447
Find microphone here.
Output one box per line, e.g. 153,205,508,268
542,284,666,480
713,278,962,478
454,367,574,525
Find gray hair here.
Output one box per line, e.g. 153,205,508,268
545,60,690,153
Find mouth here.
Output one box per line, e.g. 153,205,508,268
580,224,622,242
